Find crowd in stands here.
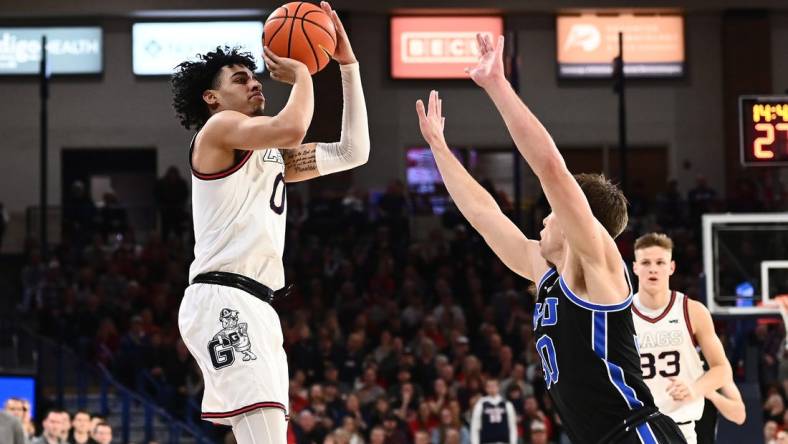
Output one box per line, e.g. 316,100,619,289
17,167,788,443
2,398,113,444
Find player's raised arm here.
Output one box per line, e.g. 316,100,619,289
668,300,732,401
467,34,620,272
416,90,548,282
282,1,369,183
202,47,315,151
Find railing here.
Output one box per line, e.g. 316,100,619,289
25,327,213,444
94,364,211,444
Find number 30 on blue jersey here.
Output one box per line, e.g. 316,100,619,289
534,297,559,388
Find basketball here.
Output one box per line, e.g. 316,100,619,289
264,2,337,75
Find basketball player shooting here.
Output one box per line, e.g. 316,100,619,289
171,3,369,443
631,233,739,443
416,34,686,443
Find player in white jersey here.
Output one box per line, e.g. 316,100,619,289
170,3,369,443
631,233,733,444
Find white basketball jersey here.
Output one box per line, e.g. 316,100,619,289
188,138,287,290
632,291,705,423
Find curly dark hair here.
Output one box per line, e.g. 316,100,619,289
171,46,257,130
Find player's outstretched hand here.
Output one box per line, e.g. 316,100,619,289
416,90,447,149
666,377,697,402
320,1,357,65
465,33,506,90
264,46,308,84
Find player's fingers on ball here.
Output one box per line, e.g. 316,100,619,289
332,11,346,35
264,46,281,63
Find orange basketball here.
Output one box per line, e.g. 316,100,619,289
263,2,337,75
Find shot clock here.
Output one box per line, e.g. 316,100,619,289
739,95,788,166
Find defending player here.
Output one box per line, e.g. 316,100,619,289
631,233,734,443
171,3,369,443
416,33,685,443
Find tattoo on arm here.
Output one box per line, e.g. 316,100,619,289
284,146,318,174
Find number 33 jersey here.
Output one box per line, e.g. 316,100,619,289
632,291,705,423
189,136,287,290
533,267,656,444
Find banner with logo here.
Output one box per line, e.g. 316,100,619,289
557,14,684,78
133,21,264,75
391,16,503,79
0,27,102,75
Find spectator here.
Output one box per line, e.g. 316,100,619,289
338,416,364,444
381,414,408,444
522,396,551,443
355,366,385,408
763,392,785,423
470,379,516,444
765,420,779,444
31,409,65,444
5,398,36,439
293,410,327,444
58,411,71,443
368,426,385,444
410,401,439,436
528,420,549,444
68,410,96,444
91,422,112,444
414,430,430,444
431,407,470,444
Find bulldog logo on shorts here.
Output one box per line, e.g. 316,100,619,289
207,308,257,370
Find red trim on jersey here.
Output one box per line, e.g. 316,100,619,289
683,294,699,347
191,149,254,180
201,401,288,420
632,291,676,323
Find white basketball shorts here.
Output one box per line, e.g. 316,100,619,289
178,283,289,425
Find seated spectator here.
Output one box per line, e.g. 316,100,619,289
414,430,430,444
91,422,112,444
409,401,439,437
765,420,779,444
31,409,65,444
368,426,385,444
58,411,71,443
68,410,96,444
337,416,364,444
431,407,470,444
764,392,786,423
381,414,409,444
529,420,548,444
5,398,36,439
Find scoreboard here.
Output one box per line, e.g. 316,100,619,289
740,95,788,166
